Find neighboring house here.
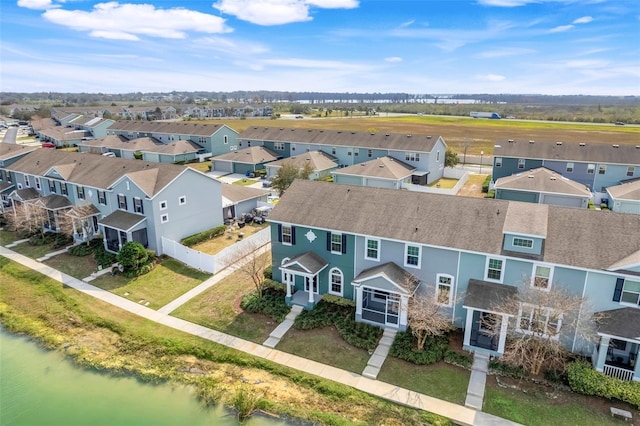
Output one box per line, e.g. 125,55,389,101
211,146,281,175
494,167,591,208
268,180,640,381
221,184,269,220
265,150,338,180
2,150,223,255
332,156,415,190
237,128,447,185
78,135,203,163
38,127,92,147
67,115,115,139
492,139,640,199
606,179,640,214
0,144,38,212
106,121,238,157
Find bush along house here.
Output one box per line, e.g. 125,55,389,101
267,180,640,381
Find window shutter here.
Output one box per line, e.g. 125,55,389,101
613,278,624,302
291,226,296,245
326,232,331,251
277,224,282,242
341,234,347,254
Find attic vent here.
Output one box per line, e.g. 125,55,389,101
361,163,365,166
337,131,342,134
407,134,412,137
529,140,535,144
427,135,432,139
351,132,356,135
379,165,385,168
556,141,562,146
636,146,640,149
320,130,324,132
279,128,284,130
579,143,586,147
308,129,312,132
550,176,557,180
612,144,619,148
508,139,514,143
385,134,390,137
370,133,375,135
528,175,534,178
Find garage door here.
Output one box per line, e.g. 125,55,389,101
499,190,537,203
213,160,233,173
541,195,583,208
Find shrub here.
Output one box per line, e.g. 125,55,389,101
444,350,472,368
116,242,156,277
68,238,104,257
93,243,117,268
587,200,596,210
240,286,290,322
29,232,54,246
389,330,449,365
544,368,568,385
489,359,526,379
263,265,272,280
180,225,227,247
52,233,73,249
133,151,143,160
567,361,640,409
484,189,496,199
481,175,492,193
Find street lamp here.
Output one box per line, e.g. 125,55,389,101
480,151,484,175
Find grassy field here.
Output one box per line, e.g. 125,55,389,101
90,258,211,309
10,240,63,259
193,115,639,155
232,178,260,186
186,162,211,173
44,252,99,279
0,230,17,246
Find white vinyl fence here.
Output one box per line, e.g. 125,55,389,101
162,227,271,274
401,170,469,196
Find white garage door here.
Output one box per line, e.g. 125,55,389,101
541,195,583,208
213,160,234,173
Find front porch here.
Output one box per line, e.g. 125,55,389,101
281,251,328,310
592,307,640,381
99,210,148,253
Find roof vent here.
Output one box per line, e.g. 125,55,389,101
427,135,432,139
370,133,375,136
636,145,640,149
612,144,619,148
556,141,562,146
528,175,534,178
361,163,365,166
550,176,557,180
407,134,412,137
337,131,342,134
385,134,390,137
579,143,586,147
308,129,312,132
508,139,514,143
529,140,535,144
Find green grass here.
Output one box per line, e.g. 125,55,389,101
232,178,259,186
0,230,17,246
90,258,211,309
172,259,276,343
276,326,371,374
483,385,620,426
43,252,99,279
185,162,211,173
377,358,470,405
428,178,459,189
10,240,60,259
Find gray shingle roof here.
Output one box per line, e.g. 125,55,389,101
37,194,73,210
99,210,146,231
333,156,415,180
596,307,640,340
79,135,201,155
502,202,548,238
493,139,640,165
268,180,640,270
107,121,235,137
607,179,640,201
495,167,591,197
267,150,338,172
213,146,280,164
0,143,38,161
464,279,518,312
353,262,420,294
282,251,328,274
239,127,444,152
221,184,268,203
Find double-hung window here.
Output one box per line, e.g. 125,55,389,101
329,268,343,296
97,191,107,205
60,182,68,195
517,304,561,339
331,233,342,253
133,197,143,214
117,194,127,210
532,265,553,290
486,257,504,282
365,238,379,261
436,274,454,306
281,225,293,245
77,186,85,200
517,159,526,169
405,244,421,268
48,179,56,193
614,278,640,306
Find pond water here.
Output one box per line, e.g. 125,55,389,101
0,328,291,426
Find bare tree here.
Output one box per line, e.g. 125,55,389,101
408,285,454,350
58,204,99,245
4,202,48,237
490,281,600,376
233,242,270,298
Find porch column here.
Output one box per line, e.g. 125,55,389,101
399,295,409,329
72,220,78,238
595,336,610,372
355,285,363,316
308,276,314,304
285,274,292,298
463,308,474,347
497,314,509,354
634,346,640,382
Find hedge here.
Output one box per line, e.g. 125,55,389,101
481,175,492,193
240,284,290,323
389,331,449,365
567,361,640,409
180,225,227,247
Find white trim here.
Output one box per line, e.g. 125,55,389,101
281,224,293,246
159,200,168,210
404,243,421,269
329,267,344,296
531,263,554,291
178,195,187,206
436,273,454,307
512,237,533,249
484,256,505,283
364,237,380,261
330,232,343,254
160,213,169,223
516,303,562,340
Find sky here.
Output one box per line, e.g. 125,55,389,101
1,0,639,95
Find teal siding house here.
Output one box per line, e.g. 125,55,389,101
268,180,640,381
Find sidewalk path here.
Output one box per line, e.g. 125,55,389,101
363,328,396,379
465,351,490,410
0,246,520,426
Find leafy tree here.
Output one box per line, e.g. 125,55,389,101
271,160,313,196
116,241,155,276
444,148,460,168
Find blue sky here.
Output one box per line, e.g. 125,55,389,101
1,0,638,95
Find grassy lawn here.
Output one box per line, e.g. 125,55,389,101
377,358,470,405
185,162,211,173
191,222,267,255
43,252,99,279
0,230,17,246
232,178,260,186
276,326,371,374
427,178,459,189
90,258,211,309
11,240,62,259
171,254,275,343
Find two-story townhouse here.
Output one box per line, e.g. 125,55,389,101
3,150,223,255
268,180,640,381
78,135,202,163
332,156,416,189
237,128,447,185
67,115,115,138
492,140,640,200
106,121,238,157
0,144,38,212
264,151,338,180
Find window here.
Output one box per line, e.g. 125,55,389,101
405,244,421,268
48,179,56,193
60,182,67,195
178,196,186,205
532,265,553,290
627,166,635,177
513,237,533,248
517,159,526,169
117,194,127,210
329,268,343,296
330,233,342,253
160,213,169,223
281,225,293,245
35,177,41,190
224,135,228,144
405,152,420,162
332,147,336,155
479,312,499,333
77,186,85,200
25,177,30,188
368,149,373,158
436,274,454,306
133,197,143,214
347,150,352,156
199,136,206,144
517,304,561,338
617,279,640,306
0,171,3,181
587,164,595,174
365,238,379,261
6,172,11,183
97,190,106,205
598,165,606,175
291,144,296,151
609,339,628,351
274,142,284,151
354,148,359,157
566,162,574,173
495,157,502,167
486,257,504,282
159,200,167,210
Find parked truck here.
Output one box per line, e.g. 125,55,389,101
470,111,501,119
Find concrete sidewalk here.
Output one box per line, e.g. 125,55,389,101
0,246,520,426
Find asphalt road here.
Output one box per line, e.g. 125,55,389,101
2,127,18,144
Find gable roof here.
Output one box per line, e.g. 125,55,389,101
267,150,338,172
99,210,146,231
596,307,640,341
268,180,640,271
36,194,73,210
5,149,196,197
464,279,518,313
281,251,328,275
352,262,420,295
494,167,591,197
606,179,640,201
79,135,202,155
221,184,268,204
213,146,280,164
502,202,548,238
333,156,415,180
106,121,237,137
239,127,444,152
493,139,640,165
0,143,38,162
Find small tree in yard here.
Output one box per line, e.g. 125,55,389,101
116,241,155,277
489,281,600,376
58,204,98,246
4,202,48,237
234,243,270,298
408,286,454,350
271,160,313,197
444,148,460,168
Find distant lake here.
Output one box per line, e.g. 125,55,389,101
0,327,291,426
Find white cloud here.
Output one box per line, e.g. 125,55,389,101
17,0,56,10
476,0,535,7
573,16,593,24
399,19,415,28
475,47,536,58
549,24,574,33
262,58,368,71
42,2,231,40
192,37,270,56
385,56,402,63
476,73,506,81
213,0,358,26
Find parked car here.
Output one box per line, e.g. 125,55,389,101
262,180,272,188
252,216,266,224
41,142,56,148
102,152,116,157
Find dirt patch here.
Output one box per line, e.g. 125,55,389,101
456,174,488,198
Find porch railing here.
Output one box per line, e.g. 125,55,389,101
603,364,635,381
